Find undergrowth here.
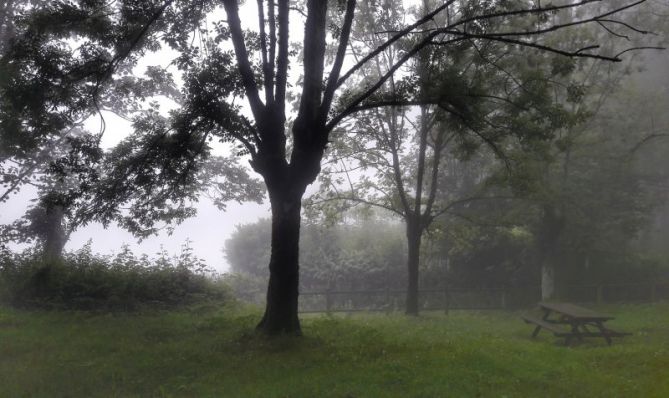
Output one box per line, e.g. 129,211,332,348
0,242,229,310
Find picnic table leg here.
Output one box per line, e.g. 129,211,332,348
526,308,552,339
565,323,583,346
595,321,612,346
541,308,551,321
532,325,542,338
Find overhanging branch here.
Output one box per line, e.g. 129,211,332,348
336,0,457,89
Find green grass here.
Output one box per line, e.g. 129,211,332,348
0,303,667,397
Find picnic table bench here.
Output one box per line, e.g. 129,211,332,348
522,302,631,346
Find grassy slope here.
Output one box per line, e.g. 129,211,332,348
0,303,667,398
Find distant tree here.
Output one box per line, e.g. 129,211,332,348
0,0,655,334
2,129,102,263
435,49,669,295
225,216,406,292
504,6,667,298
225,218,272,280
309,0,594,314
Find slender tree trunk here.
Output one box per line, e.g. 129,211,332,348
256,187,303,335
541,263,555,301
537,204,564,301
406,218,422,315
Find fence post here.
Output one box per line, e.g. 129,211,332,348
501,287,507,310
444,285,450,315
596,285,604,304
651,284,657,302
325,288,332,315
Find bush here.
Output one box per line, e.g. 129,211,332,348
0,242,230,311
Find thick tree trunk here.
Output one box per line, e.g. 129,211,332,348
256,188,303,335
405,220,422,315
251,117,325,335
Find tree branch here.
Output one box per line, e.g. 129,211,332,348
432,195,518,220
629,133,669,154
274,0,289,114
308,194,404,218
423,129,449,220
336,0,457,89
268,0,277,98
222,0,265,122
329,0,653,132
388,110,411,215
614,46,665,58
257,0,273,104
326,35,462,131
320,0,356,122
438,31,621,61
294,0,328,135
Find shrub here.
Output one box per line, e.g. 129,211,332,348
0,241,230,311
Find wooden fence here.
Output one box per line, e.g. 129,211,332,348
236,282,669,314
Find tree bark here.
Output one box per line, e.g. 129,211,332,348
256,185,303,335
405,218,422,315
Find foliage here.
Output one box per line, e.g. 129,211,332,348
0,0,263,239
0,0,205,159
0,303,667,396
225,218,407,291
421,8,669,293
0,241,229,310
224,218,272,279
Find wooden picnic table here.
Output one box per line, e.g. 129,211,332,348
522,302,630,346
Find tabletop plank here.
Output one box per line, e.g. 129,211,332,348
538,302,614,321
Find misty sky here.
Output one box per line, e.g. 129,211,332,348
0,120,270,273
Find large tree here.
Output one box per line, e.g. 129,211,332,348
1,0,656,334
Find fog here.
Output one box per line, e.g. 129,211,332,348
1,1,669,396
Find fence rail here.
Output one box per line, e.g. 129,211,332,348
235,282,669,314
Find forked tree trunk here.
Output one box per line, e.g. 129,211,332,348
406,219,422,315
256,184,304,335
252,122,325,335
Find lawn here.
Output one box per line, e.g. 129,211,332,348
0,303,667,397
